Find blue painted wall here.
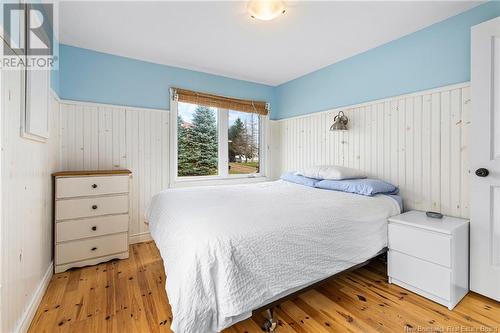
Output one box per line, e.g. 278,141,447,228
55,2,500,119
57,44,275,111
273,1,500,119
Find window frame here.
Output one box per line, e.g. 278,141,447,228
169,97,268,187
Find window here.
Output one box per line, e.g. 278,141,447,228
171,89,268,182
228,110,259,175
177,102,219,177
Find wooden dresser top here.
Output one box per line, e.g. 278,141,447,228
52,169,132,177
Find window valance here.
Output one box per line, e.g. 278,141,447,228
171,88,269,116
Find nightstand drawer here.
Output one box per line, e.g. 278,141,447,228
56,233,128,265
56,214,129,242
56,176,129,198
56,195,128,220
389,223,451,267
389,250,451,300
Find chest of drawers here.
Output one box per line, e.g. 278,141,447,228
53,170,131,273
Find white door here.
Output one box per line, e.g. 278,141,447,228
470,16,500,301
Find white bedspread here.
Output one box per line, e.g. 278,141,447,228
147,180,400,333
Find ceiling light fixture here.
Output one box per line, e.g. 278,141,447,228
248,0,286,21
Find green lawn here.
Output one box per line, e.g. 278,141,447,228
229,162,259,174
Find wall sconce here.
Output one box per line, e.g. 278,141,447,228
330,111,349,131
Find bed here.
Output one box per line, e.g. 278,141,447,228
146,179,401,333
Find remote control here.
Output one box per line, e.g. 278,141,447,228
426,211,443,219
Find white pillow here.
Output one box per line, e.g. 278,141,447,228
296,165,366,180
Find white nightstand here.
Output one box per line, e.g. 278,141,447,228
387,210,469,310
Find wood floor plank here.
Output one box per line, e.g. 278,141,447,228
291,296,356,333
28,242,500,333
278,300,331,333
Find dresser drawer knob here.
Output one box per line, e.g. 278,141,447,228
91,247,97,251
91,184,98,189
92,205,98,210
91,226,97,231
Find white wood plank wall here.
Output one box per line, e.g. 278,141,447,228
1,73,59,332
277,83,471,218
58,101,170,242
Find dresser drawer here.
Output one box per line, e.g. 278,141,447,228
56,175,129,199
56,233,128,265
56,214,129,242
388,223,451,267
388,250,451,300
56,195,128,220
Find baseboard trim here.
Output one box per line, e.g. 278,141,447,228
17,262,53,333
129,232,152,244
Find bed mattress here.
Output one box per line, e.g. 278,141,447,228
147,180,401,333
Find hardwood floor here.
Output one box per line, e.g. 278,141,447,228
29,241,500,333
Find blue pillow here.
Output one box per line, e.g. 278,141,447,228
280,172,320,187
315,178,398,196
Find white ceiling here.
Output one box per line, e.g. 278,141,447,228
58,1,482,86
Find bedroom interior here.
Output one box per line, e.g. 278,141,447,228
1,1,500,332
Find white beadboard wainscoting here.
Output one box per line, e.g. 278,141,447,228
58,101,170,243
1,75,59,332
276,82,471,218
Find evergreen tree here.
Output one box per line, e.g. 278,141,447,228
177,116,197,176
190,106,218,175
228,117,246,162
177,115,187,175
177,107,218,176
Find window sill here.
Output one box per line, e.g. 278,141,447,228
170,175,270,188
